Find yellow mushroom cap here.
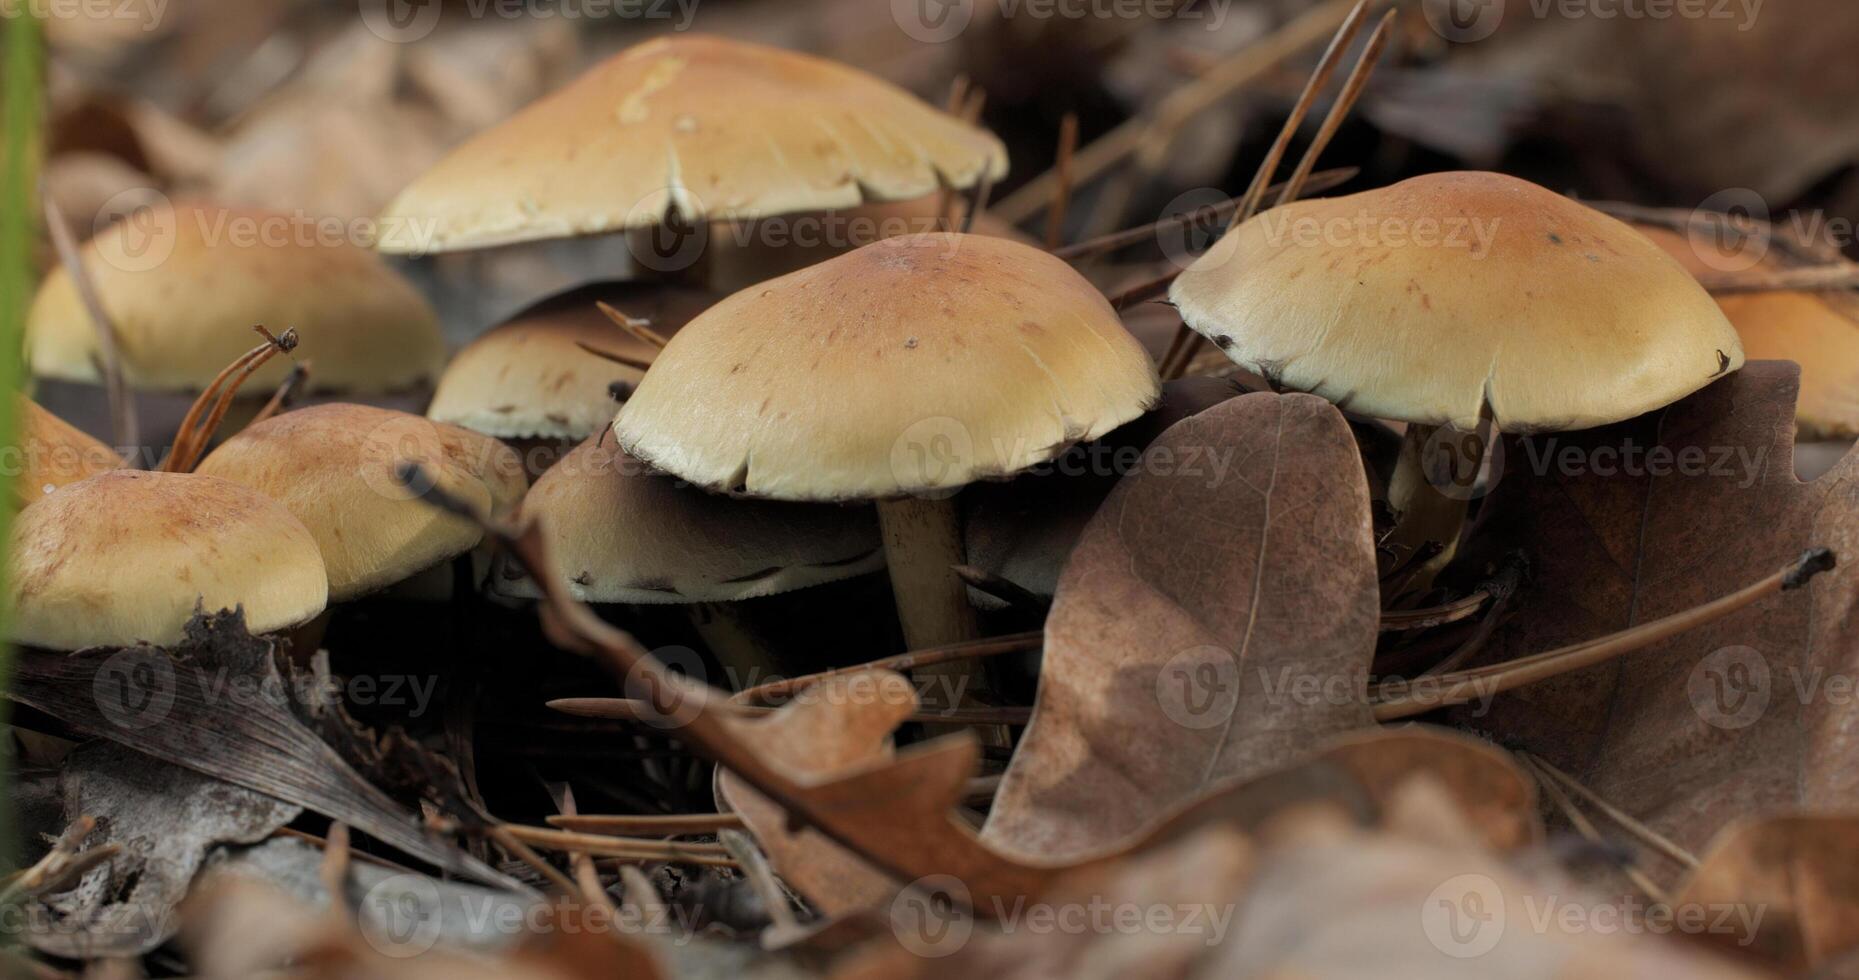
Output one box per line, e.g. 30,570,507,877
497,437,882,604
7,470,328,650
375,35,1008,254
27,199,445,395
614,233,1161,501
196,404,526,601
11,398,120,508
427,282,715,442
1171,172,1746,432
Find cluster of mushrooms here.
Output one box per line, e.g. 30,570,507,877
9,35,1754,734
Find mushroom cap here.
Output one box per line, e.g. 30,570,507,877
195,403,527,601
1639,225,1859,440
27,200,445,395
7,470,328,650
1170,172,1746,432
615,233,1161,501
12,398,120,507
427,281,716,441
496,437,882,604
374,35,1008,254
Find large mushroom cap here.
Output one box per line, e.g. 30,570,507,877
1170,171,1745,432
375,35,1008,254
497,437,882,604
27,200,445,395
12,398,119,508
615,233,1160,501
7,470,328,650
195,403,526,601
427,281,716,442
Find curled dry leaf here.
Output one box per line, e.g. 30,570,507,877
715,672,914,918
985,391,1381,860
1676,813,1859,971
1458,362,1859,885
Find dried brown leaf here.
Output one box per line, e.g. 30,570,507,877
985,391,1380,859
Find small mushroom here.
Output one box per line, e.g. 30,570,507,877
614,232,1159,726
6,470,328,651
495,436,884,683
375,35,1008,257
27,198,446,437
194,403,526,603
426,281,716,477
1171,171,1745,580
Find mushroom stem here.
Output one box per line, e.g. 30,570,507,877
686,602,784,693
875,494,1005,745
1383,423,1482,594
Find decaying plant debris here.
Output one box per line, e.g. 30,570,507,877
5,1,1859,978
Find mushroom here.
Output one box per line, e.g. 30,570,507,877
374,35,1007,262
6,470,327,651
614,232,1159,721
1638,225,1859,441
26,198,446,438
494,436,884,683
10,397,121,509
1170,171,1745,580
194,403,526,604
425,281,716,477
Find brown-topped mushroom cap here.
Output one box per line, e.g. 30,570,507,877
614,233,1160,501
375,35,1008,254
1171,172,1745,432
7,469,327,650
